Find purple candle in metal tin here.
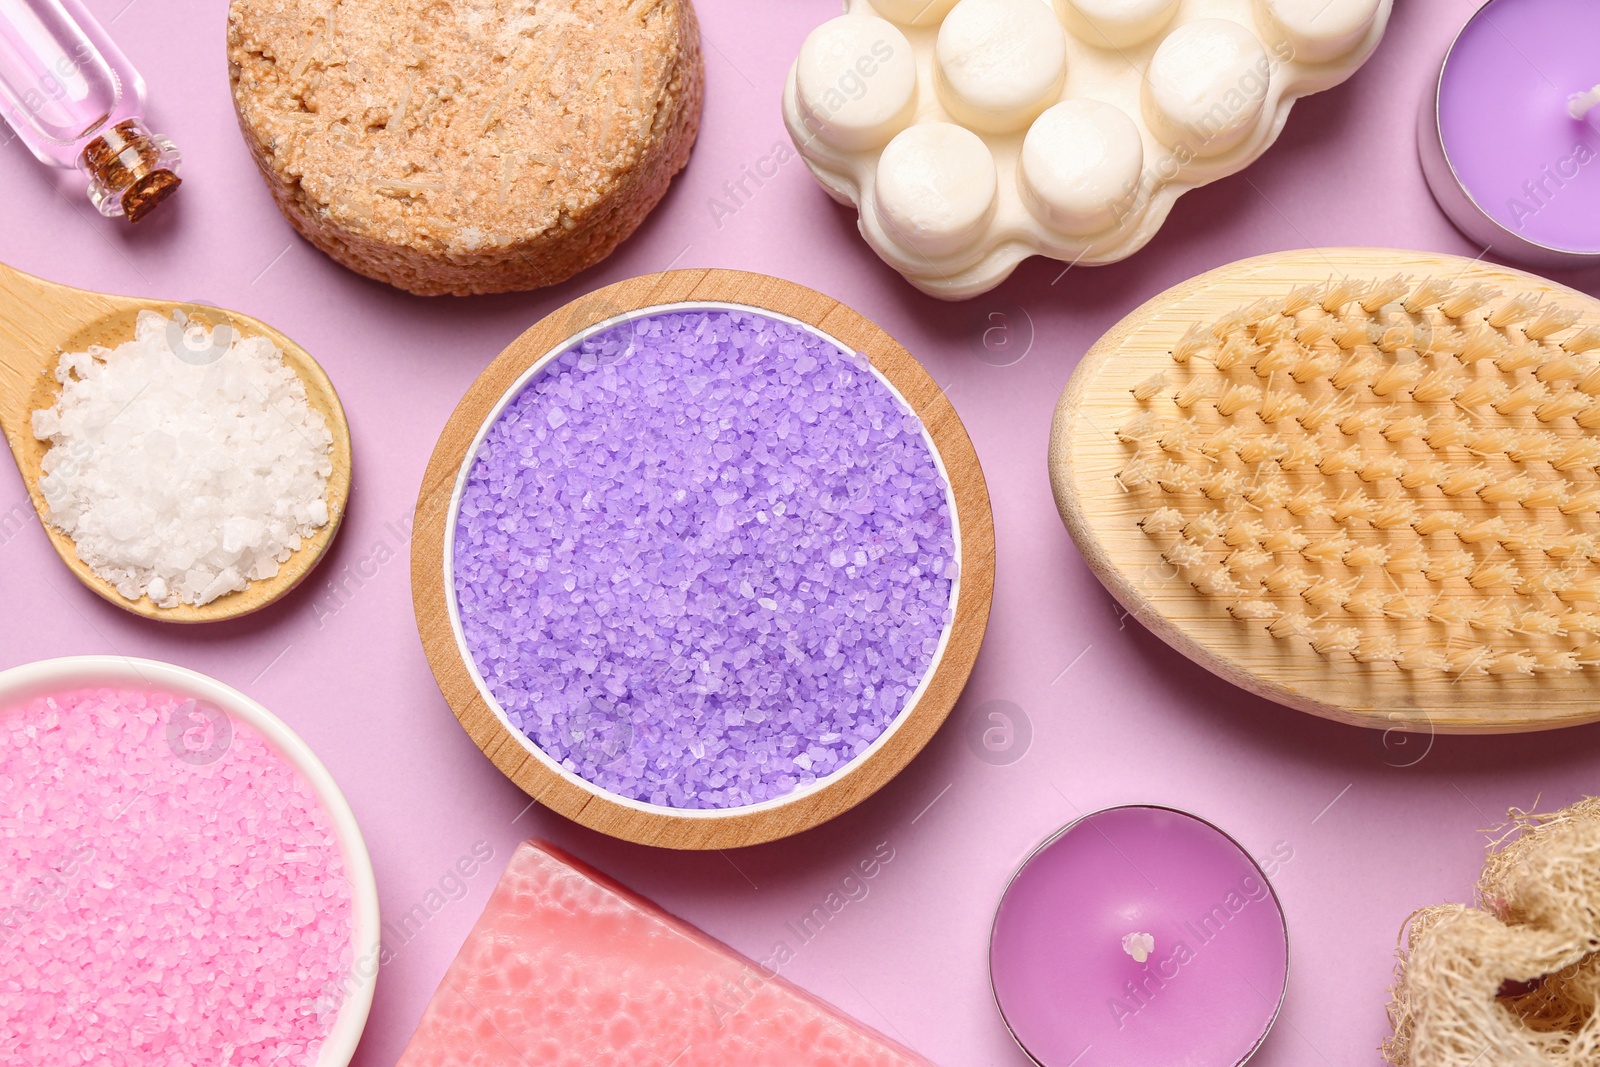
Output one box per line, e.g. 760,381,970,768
1420,0,1600,267
989,806,1289,1066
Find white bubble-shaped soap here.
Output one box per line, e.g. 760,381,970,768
1021,100,1143,235
1257,0,1381,64
795,15,918,152
936,0,1067,133
1143,20,1271,156
871,0,962,26
783,0,1392,298
875,123,998,256
1055,0,1179,48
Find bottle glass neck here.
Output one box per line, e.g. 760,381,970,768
0,0,134,164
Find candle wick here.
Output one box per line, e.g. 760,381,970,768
1121,931,1155,964
1567,84,1600,120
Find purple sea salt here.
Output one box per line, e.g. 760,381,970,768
452,308,958,809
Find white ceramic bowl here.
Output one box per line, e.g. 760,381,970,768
0,656,379,1066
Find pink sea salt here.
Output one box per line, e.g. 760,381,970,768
0,687,354,1066
396,840,933,1067
452,309,958,809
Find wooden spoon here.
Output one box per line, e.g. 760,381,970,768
0,261,351,623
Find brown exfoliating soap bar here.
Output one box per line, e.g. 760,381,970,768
227,0,703,295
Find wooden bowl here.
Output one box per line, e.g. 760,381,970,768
412,269,994,849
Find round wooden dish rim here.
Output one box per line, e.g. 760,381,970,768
440,299,963,819
412,268,994,849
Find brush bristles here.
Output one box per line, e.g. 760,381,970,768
1526,304,1579,340
1215,383,1261,417
1116,274,1600,676
1213,337,1254,371
1440,285,1499,319
1258,390,1307,424
1319,278,1364,313
1494,343,1545,374
1564,326,1600,354
1381,415,1428,442
1252,315,1295,347
1289,353,1340,384
1173,380,1217,409
1487,294,1542,330
1251,344,1299,377
1402,279,1455,315
1494,381,1546,415
1536,355,1585,383
1130,370,1167,401
1454,379,1507,409
1457,327,1503,364
1172,324,1210,364
1371,362,1423,397
1334,320,1377,351
1419,323,1464,355
1536,392,1591,423
1281,285,1320,317
1360,274,1412,313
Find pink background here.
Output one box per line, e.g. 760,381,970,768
5,0,1600,1063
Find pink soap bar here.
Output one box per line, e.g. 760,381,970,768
396,840,932,1067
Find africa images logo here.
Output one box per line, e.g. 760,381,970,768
1106,841,1293,1030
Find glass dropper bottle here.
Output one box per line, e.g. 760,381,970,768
0,0,180,222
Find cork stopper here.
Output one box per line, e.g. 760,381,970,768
80,119,182,223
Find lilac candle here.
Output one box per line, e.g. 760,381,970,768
450,306,958,812
989,807,1289,1066
1420,0,1600,267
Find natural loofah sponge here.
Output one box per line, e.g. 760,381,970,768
1385,797,1600,1066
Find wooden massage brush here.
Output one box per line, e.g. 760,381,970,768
1050,249,1600,733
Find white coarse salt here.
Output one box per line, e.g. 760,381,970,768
31,310,334,607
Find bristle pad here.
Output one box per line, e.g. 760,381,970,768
1121,277,1600,676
